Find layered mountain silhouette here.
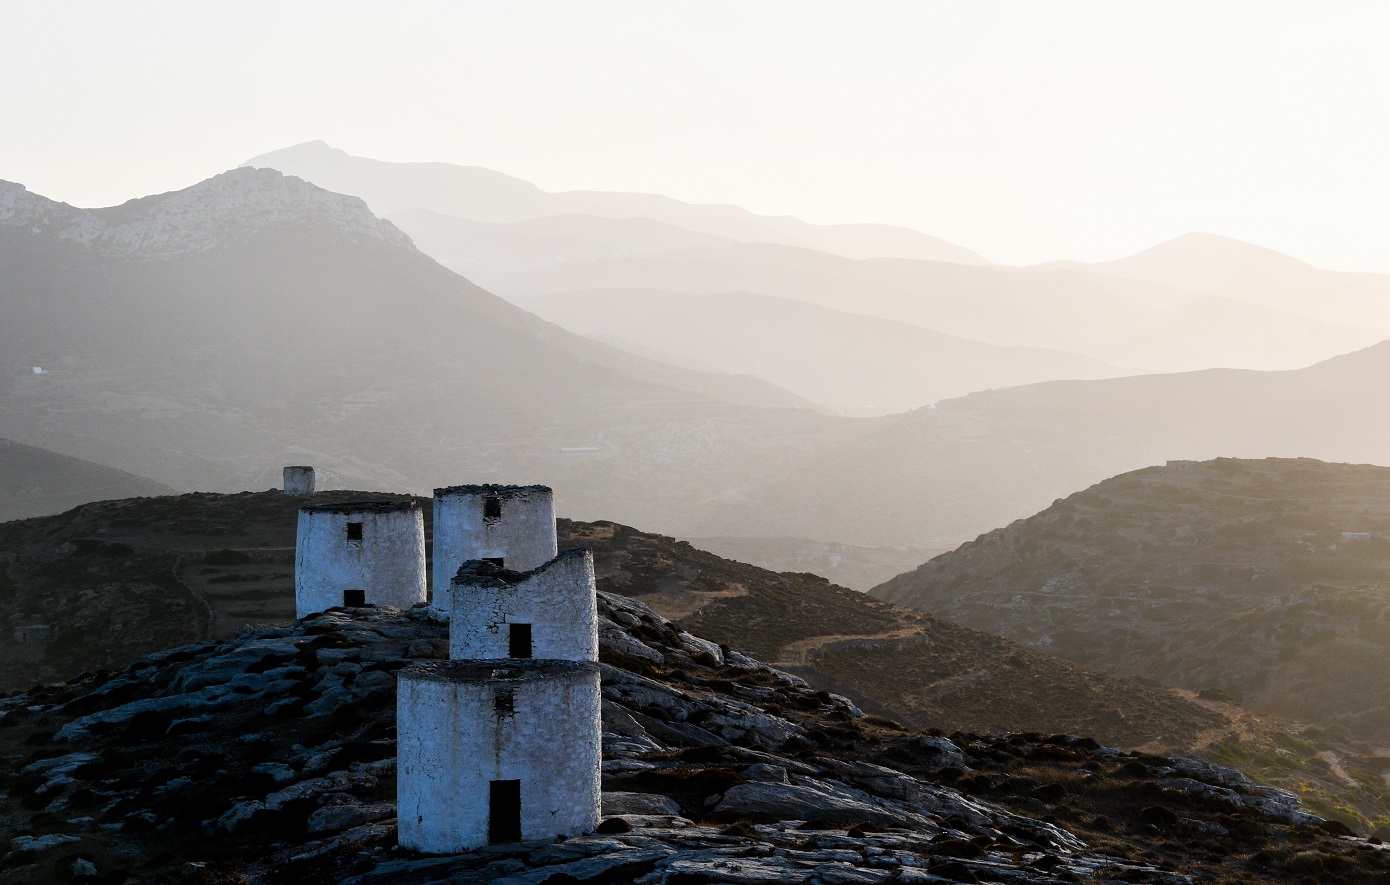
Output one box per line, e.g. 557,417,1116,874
692,343,1390,549
10,164,1390,562
1088,232,1390,329
247,143,1388,382
515,288,1124,415
243,141,987,264
0,169,860,539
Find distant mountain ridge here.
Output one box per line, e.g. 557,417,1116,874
1091,232,1390,329
0,166,857,542
0,168,412,258
243,140,988,264
691,342,1390,549
245,142,1390,378
516,287,1125,414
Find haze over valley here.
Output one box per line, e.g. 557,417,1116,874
9,6,1390,879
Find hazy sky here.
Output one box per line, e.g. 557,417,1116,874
3,1,1387,270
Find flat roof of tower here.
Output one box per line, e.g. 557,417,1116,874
300,499,420,515
433,483,551,498
400,659,597,685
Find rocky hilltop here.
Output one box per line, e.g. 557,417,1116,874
0,169,413,258
3,593,1382,884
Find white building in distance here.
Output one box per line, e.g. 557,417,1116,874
432,484,556,594
283,465,316,496
294,500,426,618
396,659,601,852
448,548,598,662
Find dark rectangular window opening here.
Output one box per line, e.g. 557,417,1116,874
483,556,505,568
483,496,502,519
346,522,363,541
494,690,514,715
343,588,365,607
488,779,522,843
508,623,532,658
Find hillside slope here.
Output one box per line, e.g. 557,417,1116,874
873,458,1390,729
0,437,175,522
0,489,1211,750
0,169,866,543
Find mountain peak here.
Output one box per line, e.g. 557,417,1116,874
242,139,350,168
0,167,414,258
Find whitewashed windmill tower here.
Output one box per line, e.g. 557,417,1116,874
397,483,600,853
294,500,426,618
431,484,556,596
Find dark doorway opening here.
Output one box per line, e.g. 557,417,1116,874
343,589,365,607
508,623,533,658
483,556,505,568
489,779,522,843
484,496,502,519
346,522,363,541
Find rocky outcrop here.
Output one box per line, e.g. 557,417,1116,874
0,167,414,258
0,591,1378,884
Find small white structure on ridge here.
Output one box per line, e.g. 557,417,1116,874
283,465,316,496
432,484,556,593
448,548,598,662
396,659,601,852
295,500,426,618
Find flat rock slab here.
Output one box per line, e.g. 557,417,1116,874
602,791,683,816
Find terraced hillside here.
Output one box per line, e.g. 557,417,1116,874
874,457,1390,729
1,490,1216,750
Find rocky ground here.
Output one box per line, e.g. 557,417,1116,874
3,593,1388,884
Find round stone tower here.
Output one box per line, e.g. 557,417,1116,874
283,465,316,496
397,659,601,853
432,484,556,595
448,548,598,662
294,500,426,618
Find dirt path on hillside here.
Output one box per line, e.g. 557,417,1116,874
1175,689,1263,748
1316,751,1359,789
771,626,922,668
640,585,751,621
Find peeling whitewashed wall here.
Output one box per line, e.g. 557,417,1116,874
432,484,556,595
448,548,598,662
294,503,426,618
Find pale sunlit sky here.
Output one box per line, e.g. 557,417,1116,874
2,0,1387,270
